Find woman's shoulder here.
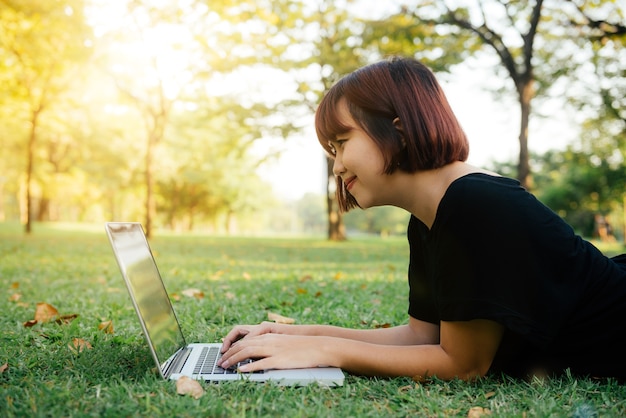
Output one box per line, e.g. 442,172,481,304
435,171,560,236
444,172,530,209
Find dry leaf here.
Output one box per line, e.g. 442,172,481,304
56,314,79,325
398,384,415,393
23,319,38,328
99,320,114,334
34,303,59,323
299,275,313,282
242,272,251,280
468,406,492,418
484,391,496,399
182,288,204,299
69,338,93,353
10,282,19,289
333,272,344,280
0,363,8,373
176,376,204,399
9,293,21,302
296,288,307,295
225,292,235,300
267,312,295,324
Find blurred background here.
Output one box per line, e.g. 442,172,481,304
0,0,624,241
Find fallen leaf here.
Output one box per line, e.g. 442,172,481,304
242,272,251,280
182,288,204,299
0,363,7,373
398,384,414,393
468,406,491,418
267,312,295,324
225,292,235,300
333,272,344,280
23,319,38,328
484,391,496,399
98,320,114,334
296,288,307,295
299,275,313,282
34,303,59,323
10,282,19,289
9,293,21,302
69,338,93,353
176,376,204,399
412,374,430,383
56,314,79,325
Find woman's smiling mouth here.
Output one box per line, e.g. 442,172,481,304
344,176,357,191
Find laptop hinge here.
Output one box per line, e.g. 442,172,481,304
163,347,192,378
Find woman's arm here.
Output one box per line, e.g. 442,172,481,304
330,319,503,380
219,316,439,353
219,318,503,381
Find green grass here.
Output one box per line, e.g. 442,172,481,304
1,222,625,417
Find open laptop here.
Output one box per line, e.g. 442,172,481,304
105,222,344,387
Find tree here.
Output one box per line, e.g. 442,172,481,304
556,0,626,240
0,0,92,233
269,0,371,240
89,0,292,236
386,1,542,190
391,0,624,194
209,0,375,240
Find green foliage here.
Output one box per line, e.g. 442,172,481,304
0,0,624,239
1,223,625,417
344,206,410,237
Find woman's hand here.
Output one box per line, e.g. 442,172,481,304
218,333,335,372
219,321,292,354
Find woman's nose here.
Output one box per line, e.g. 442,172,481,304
332,156,345,177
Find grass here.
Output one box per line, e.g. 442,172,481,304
1,221,625,417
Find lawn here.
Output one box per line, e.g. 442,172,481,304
1,222,625,417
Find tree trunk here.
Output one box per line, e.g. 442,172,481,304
145,133,156,239
0,179,5,222
623,195,626,244
517,78,534,190
326,156,346,241
24,108,42,234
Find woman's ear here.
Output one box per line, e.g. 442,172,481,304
392,117,407,148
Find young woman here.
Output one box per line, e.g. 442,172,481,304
219,56,626,381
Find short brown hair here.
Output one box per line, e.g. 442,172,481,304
315,56,469,212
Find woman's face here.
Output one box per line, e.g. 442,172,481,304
328,99,396,209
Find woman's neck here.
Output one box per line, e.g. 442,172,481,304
394,162,490,229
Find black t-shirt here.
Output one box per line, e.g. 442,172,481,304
407,173,626,379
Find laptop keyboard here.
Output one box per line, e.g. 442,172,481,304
193,346,262,375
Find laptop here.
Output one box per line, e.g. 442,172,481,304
105,222,345,387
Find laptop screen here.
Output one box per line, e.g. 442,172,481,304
105,223,186,371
